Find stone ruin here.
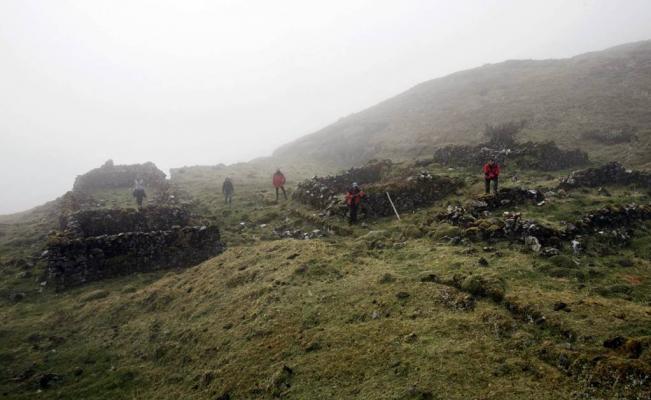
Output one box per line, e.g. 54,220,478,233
558,162,651,189
433,140,588,171
437,200,651,254
293,161,462,218
72,159,167,193
46,206,224,290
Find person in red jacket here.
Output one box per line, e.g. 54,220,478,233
483,158,500,194
345,182,365,224
273,169,287,201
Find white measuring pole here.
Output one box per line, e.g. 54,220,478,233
386,192,401,221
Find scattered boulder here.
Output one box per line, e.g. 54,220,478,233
438,287,475,311
396,291,411,300
266,365,293,398
456,274,506,302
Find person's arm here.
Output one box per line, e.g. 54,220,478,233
495,164,501,176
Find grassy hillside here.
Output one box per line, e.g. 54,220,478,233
274,40,651,168
1,161,650,399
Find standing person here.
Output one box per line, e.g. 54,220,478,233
273,169,287,201
345,182,365,224
483,158,500,194
132,178,147,208
222,177,234,206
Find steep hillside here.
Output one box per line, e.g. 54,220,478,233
274,40,651,167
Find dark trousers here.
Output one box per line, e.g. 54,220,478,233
224,193,233,205
275,186,287,201
135,195,144,207
349,204,359,224
485,177,498,194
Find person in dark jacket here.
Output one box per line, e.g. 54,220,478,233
273,169,287,201
483,158,500,194
132,179,147,208
345,182,365,224
222,177,234,205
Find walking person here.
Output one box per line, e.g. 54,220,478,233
483,158,500,194
132,178,147,208
273,169,287,201
345,182,365,224
222,177,234,206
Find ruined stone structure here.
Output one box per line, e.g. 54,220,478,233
437,201,651,252
559,162,651,189
433,141,588,171
294,162,462,218
47,206,224,289
72,160,167,193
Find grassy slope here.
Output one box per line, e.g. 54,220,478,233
1,162,650,399
273,40,651,168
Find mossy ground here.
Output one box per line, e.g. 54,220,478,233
0,161,650,399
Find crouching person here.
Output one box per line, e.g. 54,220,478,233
345,182,365,224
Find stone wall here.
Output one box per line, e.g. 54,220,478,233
47,206,224,289
362,174,462,217
559,162,651,189
47,226,222,289
294,169,462,218
63,207,190,237
73,160,167,193
433,141,588,171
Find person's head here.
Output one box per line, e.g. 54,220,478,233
488,158,495,165
352,182,359,189
276,168,281,173
225,177,231,182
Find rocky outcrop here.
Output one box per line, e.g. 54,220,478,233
46,206,224,289
433,141,588,171
558,162,651,189
72,160,167,193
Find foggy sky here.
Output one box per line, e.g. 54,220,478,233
2,0,651,214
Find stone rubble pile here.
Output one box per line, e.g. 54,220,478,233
436,202,651,253
272,228,327,240
468,188,545,213
72,159,167,193
558,162,651,189
568,203,651,235
47,206,224,289
433,141,588,171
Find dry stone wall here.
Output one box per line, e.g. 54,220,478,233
73,160,167,193
559,162,651,189
294,165,462,218
433,141,588,171
47,206,224,289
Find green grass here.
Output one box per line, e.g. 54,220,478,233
0,162,650,399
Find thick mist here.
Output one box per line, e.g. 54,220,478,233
2,0,651,214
